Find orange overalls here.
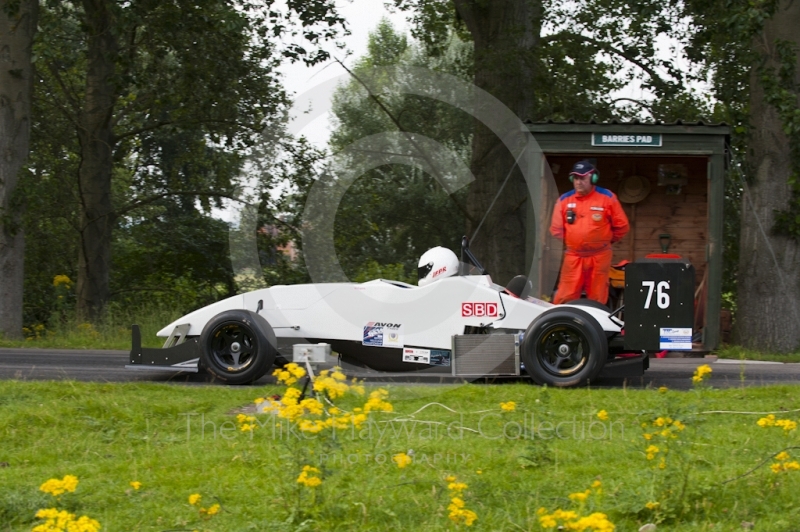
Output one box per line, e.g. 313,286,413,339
549,186,630,305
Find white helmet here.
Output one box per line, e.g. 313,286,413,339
417,246,459,286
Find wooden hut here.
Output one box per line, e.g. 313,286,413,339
524,121,730,352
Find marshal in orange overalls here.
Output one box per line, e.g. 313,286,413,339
550,186,629,305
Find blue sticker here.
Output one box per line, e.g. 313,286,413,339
429,350,451,367
363,323,384,346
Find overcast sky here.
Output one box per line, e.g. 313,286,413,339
278,1,409,148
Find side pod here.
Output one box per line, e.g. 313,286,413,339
126,324,201,372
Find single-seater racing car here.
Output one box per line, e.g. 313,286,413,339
128,239,668,387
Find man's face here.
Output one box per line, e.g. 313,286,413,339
571,173,593,195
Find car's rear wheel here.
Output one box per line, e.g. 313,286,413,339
199,310,277,384
521,307,607,387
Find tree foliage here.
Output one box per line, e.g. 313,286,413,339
17,0,345,326
0,0,37,338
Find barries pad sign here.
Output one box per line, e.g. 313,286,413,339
591,133,662,147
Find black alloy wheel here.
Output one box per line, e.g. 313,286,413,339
199,310,276,384
522,307,607,387
208,322,257,372
536,322,590,377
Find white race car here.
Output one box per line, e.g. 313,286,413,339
128,239,686,387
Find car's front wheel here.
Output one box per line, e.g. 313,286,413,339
521,307,607,387
199,310,277,384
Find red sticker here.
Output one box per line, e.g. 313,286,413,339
461,302,498,317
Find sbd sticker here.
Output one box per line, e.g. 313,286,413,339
461,302,498,317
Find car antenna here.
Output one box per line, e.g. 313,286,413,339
469,144,529,245
461,236,488,276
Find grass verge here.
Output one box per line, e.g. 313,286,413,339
716,345,800,364
0,306,180,350
2,378,800,530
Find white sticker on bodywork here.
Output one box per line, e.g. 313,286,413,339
659,327,692,350
403,348,431,364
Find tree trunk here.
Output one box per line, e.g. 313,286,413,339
735,0,800,352
454,0,541,285
0,0,37,338
76,0,118,319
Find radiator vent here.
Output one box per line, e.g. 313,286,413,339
452,334,520,376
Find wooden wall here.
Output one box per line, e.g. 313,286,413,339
546,154,709,291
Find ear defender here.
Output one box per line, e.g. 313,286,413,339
569,172,599,184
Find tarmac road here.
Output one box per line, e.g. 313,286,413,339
2,348,800,390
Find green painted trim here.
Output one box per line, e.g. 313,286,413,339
526,123,731,136
704,153,725,350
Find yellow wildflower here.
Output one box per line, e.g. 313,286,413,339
757,414,776,427
282,387,301,404
658,386,668,393
570,512,615,531
272,363,307,386
364,389,393,412
33,508,100,532
776,451,790,461
129,481,142,490
500,401,516,412
643,433,653,440
393,452,412,468
313,372,350,399
448,497,478,526
645,501,660,510
757,415,797,431
773,460,800,472
568,490,590,502
188,493,201,505
39,475,79,496
692,364,712,383
539,514,557,528
53,275,73,288
597,410,609,421
591,480,602,489
645,445,660,460
448,482,468,492
297,465,322,487
200,503,220,516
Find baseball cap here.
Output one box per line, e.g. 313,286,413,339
570,160,596,177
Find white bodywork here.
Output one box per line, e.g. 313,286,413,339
157,275,621,349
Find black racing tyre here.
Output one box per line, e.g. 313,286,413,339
565,298,611,312
199,310,277,385
521,307,608,387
